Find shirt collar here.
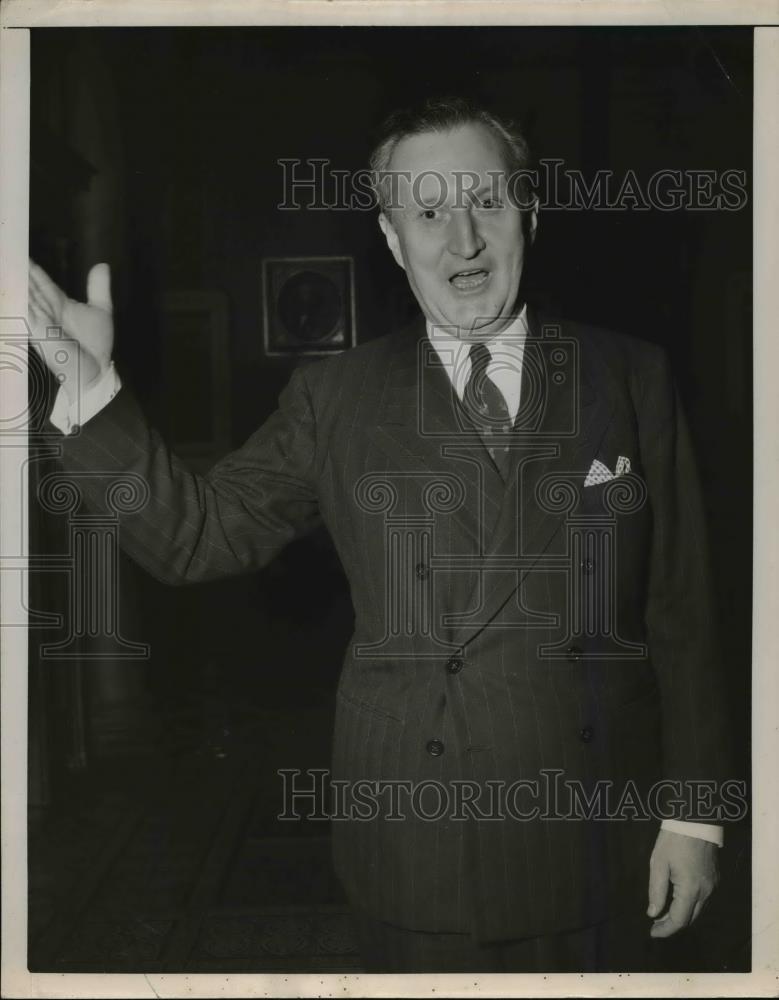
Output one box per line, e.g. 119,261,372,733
425,304,529,396
425,304,528,359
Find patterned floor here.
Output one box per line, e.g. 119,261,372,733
29,713,363,972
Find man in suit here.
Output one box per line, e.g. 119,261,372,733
29,97,731,972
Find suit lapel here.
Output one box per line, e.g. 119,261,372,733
447,307,614,649
370,317,504,550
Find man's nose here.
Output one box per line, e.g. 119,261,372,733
446,209,486,259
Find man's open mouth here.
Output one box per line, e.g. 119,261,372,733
449,268,490,291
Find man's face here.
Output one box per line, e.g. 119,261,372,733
379,121,537,340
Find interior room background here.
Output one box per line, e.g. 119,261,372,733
26,26,752,972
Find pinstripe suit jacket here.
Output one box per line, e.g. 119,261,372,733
56,307,731,943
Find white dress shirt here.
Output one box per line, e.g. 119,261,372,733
48,329,723,847
425,307,529,423
50,362,121,435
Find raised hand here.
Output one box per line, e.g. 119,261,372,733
28,260,115,403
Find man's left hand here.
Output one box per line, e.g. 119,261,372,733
646,829,719,938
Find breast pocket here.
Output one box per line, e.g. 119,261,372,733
579,466,648,522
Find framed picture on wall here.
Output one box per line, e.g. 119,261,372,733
160,290,231,462
262,256,356,356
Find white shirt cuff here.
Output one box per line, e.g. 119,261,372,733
49,363,121,435
661,818,724,847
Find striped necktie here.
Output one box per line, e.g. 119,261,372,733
463,342,513,480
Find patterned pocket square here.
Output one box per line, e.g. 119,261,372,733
584,455,631,487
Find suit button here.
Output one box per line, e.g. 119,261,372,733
581,559,594,574
415,562,429,580
579,725,595,743
566,645,583,662
70,423,81,435
426,739,444,757
446,656,463,674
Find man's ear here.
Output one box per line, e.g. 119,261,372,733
525,196,539,246
378,212,405,270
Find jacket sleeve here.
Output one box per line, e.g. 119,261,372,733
637,345,735,819
54,366,321,585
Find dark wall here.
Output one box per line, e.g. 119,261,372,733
29,25,752,770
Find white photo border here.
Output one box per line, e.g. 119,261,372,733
2,3,777,998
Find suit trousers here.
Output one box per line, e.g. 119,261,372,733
350,906,656,973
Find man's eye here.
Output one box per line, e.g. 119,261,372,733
420,208,438,220
480,198,502,209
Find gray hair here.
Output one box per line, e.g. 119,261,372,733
368,96,534,214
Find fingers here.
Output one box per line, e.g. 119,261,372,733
28,258,65,318
28,280,56,327
86,263,112,314
690,897,706,925
27,281,76,380
646,851,669,919
28,295,44,329
650,888,697,939
689,877,716,925
26,300,46,360
646,831,719,939
28,297,54,354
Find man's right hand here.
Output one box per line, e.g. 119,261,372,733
28,260,115,404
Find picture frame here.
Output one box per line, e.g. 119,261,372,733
262,256,356,356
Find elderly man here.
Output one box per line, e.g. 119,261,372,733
29,97,730,973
